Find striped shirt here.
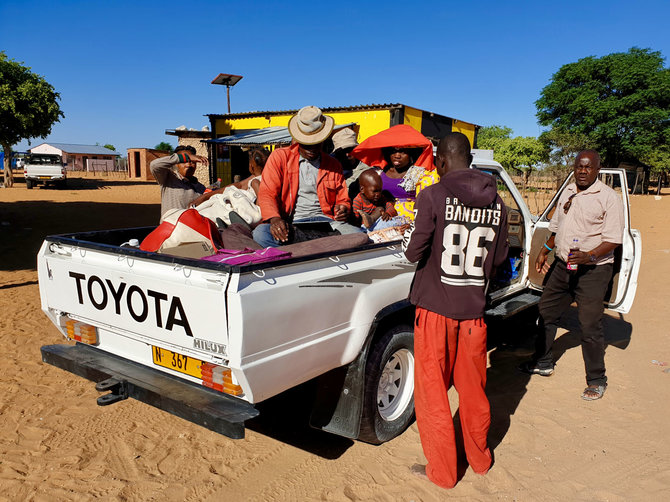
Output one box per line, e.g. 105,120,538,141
352,193,397,220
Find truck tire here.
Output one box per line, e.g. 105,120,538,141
358,325,415,444
26,179,33,189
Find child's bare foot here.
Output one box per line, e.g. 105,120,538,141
360,212,375,228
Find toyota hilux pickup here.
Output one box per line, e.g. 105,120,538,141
37,157,641,443
24,153,67,189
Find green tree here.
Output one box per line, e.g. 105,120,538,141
155,142,174,153
477,125,512,148
536,47,670,168
478,126,549,194
495,136,549,194
0,52,63,187
103,144,116,151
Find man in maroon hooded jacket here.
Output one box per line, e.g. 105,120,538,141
403,132,508,489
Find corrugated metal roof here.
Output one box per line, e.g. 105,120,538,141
207,123,355,146
208,127,290,146
207,103,403,119
32,143,121,156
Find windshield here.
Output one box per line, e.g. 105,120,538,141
28,155,62,165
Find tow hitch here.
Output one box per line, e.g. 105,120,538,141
95,378,128,406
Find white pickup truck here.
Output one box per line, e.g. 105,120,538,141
38,158,641,443
24,153,67,189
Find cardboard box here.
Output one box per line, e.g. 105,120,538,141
159,241,217,259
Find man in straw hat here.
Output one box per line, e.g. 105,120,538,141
331,127,369,193
254,106,363,247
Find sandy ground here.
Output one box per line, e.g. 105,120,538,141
0,172,669,501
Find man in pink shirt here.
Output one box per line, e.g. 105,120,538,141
519,150,623,401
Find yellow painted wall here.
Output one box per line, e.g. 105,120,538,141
329,110,391,142
214,109,391,143
403,106,423,132
451,119,476,147
215,115,291,136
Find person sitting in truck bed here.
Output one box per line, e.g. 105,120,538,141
240,148,269,199
150,145,210,221
350,125,438,221
253,106,364,247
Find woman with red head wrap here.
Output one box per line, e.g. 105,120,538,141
351,125,438,219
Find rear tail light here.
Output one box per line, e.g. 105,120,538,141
200,362,243,396
64,320,98,345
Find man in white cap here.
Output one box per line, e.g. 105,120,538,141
254,106,363,247
331,127,370,200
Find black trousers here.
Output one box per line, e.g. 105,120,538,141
535,259,613,386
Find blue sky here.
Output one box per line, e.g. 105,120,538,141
2,0,668,155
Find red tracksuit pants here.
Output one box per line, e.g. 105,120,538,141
413,307,492,488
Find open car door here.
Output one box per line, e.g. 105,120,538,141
528,168,641,314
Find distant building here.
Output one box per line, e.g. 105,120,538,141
164,126,212,182
126,148,171,181
205,103,480,184
29,143,121,172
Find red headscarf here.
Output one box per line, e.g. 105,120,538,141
351,124,435,171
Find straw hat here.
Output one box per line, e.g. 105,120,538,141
331,128,359,152
288,106,335,145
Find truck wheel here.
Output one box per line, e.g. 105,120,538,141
26,179,33,189
358,325,415,444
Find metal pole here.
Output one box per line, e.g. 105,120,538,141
227,85,231,113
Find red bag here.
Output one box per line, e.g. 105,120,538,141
140,208,223,253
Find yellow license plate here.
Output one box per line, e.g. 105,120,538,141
152,346,203,379
39,176,51,180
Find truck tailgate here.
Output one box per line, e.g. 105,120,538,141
39,240,232,383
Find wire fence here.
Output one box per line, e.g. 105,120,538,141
508,167,573,216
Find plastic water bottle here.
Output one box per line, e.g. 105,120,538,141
204,178,222,193
567,238,579,271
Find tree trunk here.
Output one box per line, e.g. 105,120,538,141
2,144,14,188
658,172,664,195
522,169,531,199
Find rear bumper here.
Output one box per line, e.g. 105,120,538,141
25,174,65,181
41,343,258,439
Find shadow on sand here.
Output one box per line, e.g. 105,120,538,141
0,199,160,272
246,380,355,459
485,305,633,456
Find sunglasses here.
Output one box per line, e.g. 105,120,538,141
563,193,576,214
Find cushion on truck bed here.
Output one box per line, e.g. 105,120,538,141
280,233,371,258
219,225,371,259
